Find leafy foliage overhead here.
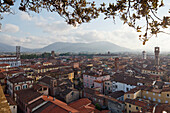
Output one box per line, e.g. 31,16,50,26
0,0,169,44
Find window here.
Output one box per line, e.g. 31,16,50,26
126,88,129,91
129,104,131,108
127,94,130,98
153,93,155,95
146,91,148,94
148,97,151,100
143,96,146,99
109,87,110,90
165,101,168,103
158,99,161,103
158,94,161,97
167,94,169,97
15,86,20,91
105,86,107,89
136,107,138,110
22,84,27,89
99,99,100,102
153,98,156,101
129,110,131,113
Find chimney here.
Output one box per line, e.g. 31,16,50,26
53,97,55,101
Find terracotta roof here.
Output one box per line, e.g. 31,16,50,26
0,55,16,58
8,74,33,83
33,84,48,91
40,104,69,113
69,98,97,113
42,95,79,113
155,104,170,113
27,98,45,111
16,88,43,104
69,98,92,109
125,98,153,108
125,86,146,94
32,101,53,113
100,110,110,113
94,80,103,83
38,76,54,85
0,73,6,79
84,88,100,95
111,74,142,86
108,91,125,98
0,64,10,67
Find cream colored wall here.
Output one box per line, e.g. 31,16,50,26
142,90,170,103
124,90,141,100
125,102,142,113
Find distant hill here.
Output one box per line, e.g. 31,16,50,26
35,41,131,53
0,43,32,52
0,41,131,53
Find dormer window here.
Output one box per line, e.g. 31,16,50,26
15,86,20,91
22,84,27,89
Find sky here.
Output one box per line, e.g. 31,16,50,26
0,1,170,52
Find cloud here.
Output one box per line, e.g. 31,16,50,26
36,21,76,34
0,34,18,45
2,24,20,33
20,12,32,21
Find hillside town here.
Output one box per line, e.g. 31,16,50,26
0,46,170,113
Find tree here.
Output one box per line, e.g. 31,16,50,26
0,0,169,44
95,103,101,110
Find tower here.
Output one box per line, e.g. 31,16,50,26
115,57,119,72
51,51,55,58
142,51,146,59
16,46,20,59
154,47,160,67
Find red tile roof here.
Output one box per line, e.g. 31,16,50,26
8,74,33,83
69,98,92,109
0,64,10,67
42,95,79,113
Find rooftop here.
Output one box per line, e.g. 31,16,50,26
42,95,79,113
16,88,43,104
8,74,33,83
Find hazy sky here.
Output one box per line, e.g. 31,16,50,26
0,1,170,52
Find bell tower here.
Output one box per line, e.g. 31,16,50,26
154,47,160,67
16,46,20,60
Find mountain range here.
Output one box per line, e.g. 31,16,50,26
0,41,131,53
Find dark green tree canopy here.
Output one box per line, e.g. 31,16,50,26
0,0,169,45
